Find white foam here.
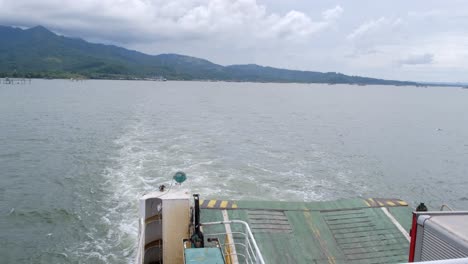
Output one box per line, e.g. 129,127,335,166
65,107,369,263
65,110,226,263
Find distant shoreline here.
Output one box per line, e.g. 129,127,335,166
1,25,419,87
2,76,466,88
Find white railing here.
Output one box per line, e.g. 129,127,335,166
201,220,266,264
135,219,144,264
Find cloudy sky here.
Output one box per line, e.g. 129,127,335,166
1,0,468,82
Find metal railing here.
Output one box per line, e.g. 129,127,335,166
440,204,454,211
201,220,266,264
135,219,144,264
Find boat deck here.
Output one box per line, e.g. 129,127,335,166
199,198,412,264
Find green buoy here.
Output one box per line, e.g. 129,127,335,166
173,171,187,184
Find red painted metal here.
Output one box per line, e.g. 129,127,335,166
408,212,418,262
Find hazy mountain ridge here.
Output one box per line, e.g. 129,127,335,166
0,25,418,85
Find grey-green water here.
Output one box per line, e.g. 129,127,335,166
1,80,468,263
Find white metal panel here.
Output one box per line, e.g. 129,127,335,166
421,227,468,261
414,213,468,262
162,192,190,264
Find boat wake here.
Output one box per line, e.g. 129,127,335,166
64,110,370,263
65,112,222,263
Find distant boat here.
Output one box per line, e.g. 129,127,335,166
2,77,30,84
146,76,167,81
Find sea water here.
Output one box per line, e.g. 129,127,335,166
1,80,467,263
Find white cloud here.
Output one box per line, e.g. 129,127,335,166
347,17,389,40
407,10,444,19
0,0,342,43
345,16,406,70
269,11,317,39
265,5,342,40
2,0,468,82
322,5,344,20
399,53,434,65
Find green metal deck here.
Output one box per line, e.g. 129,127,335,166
185,248,225,264
200,198,412,264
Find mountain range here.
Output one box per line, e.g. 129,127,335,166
0,25,418,85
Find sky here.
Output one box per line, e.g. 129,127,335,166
1,0,468,82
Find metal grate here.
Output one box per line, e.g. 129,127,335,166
421,227,468,261
323,209,408,263
247,210,292,234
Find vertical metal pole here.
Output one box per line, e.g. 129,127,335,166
193,194,204,248
408,212,418,262
194,194,201,233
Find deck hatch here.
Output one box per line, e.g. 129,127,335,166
247,210,292,233
323,208,408,263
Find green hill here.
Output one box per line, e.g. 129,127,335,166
0,25,417,85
